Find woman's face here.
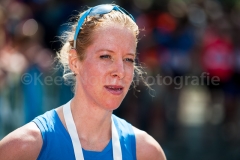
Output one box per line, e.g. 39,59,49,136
75,24,136,110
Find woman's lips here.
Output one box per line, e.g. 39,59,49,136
104,85,124,95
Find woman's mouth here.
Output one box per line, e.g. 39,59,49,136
104,85,124,95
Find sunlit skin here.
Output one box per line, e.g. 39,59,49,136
73,23,136,111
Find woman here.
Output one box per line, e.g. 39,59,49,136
0,4,166,160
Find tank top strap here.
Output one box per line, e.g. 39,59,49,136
112,114,137,160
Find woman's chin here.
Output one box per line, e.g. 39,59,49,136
103,101,122,111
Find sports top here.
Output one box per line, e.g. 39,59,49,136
32,109,136,160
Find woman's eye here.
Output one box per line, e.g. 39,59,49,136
124,58,134,63
100,55,111,59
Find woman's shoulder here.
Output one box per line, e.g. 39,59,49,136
0,122,42,160
133,126,166,160
113,115,166,159
32,109,58,132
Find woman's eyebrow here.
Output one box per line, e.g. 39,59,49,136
96,49,136,56
96,49,114,53
126,53,135,56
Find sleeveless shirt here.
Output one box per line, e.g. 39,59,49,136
32,109,136,160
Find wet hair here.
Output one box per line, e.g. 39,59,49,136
57,5,149,92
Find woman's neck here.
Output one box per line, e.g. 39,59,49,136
70,95,112,148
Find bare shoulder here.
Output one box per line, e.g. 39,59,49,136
0,122,42,160
133,127,166,160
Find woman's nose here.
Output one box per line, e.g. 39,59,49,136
110,59,125,79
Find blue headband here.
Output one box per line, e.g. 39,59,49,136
73,4,135,48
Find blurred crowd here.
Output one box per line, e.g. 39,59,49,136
0,0,240,159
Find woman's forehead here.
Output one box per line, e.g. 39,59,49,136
89,24,137,52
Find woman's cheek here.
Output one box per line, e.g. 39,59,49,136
126,66,134,80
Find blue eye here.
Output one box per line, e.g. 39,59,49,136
100,55,111,59
124,58,134,63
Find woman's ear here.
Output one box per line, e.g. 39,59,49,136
69,49,80,75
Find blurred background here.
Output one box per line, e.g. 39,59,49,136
0,0,240,159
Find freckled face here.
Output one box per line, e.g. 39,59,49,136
76,24,137,110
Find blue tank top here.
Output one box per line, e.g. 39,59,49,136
32,109,136,160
